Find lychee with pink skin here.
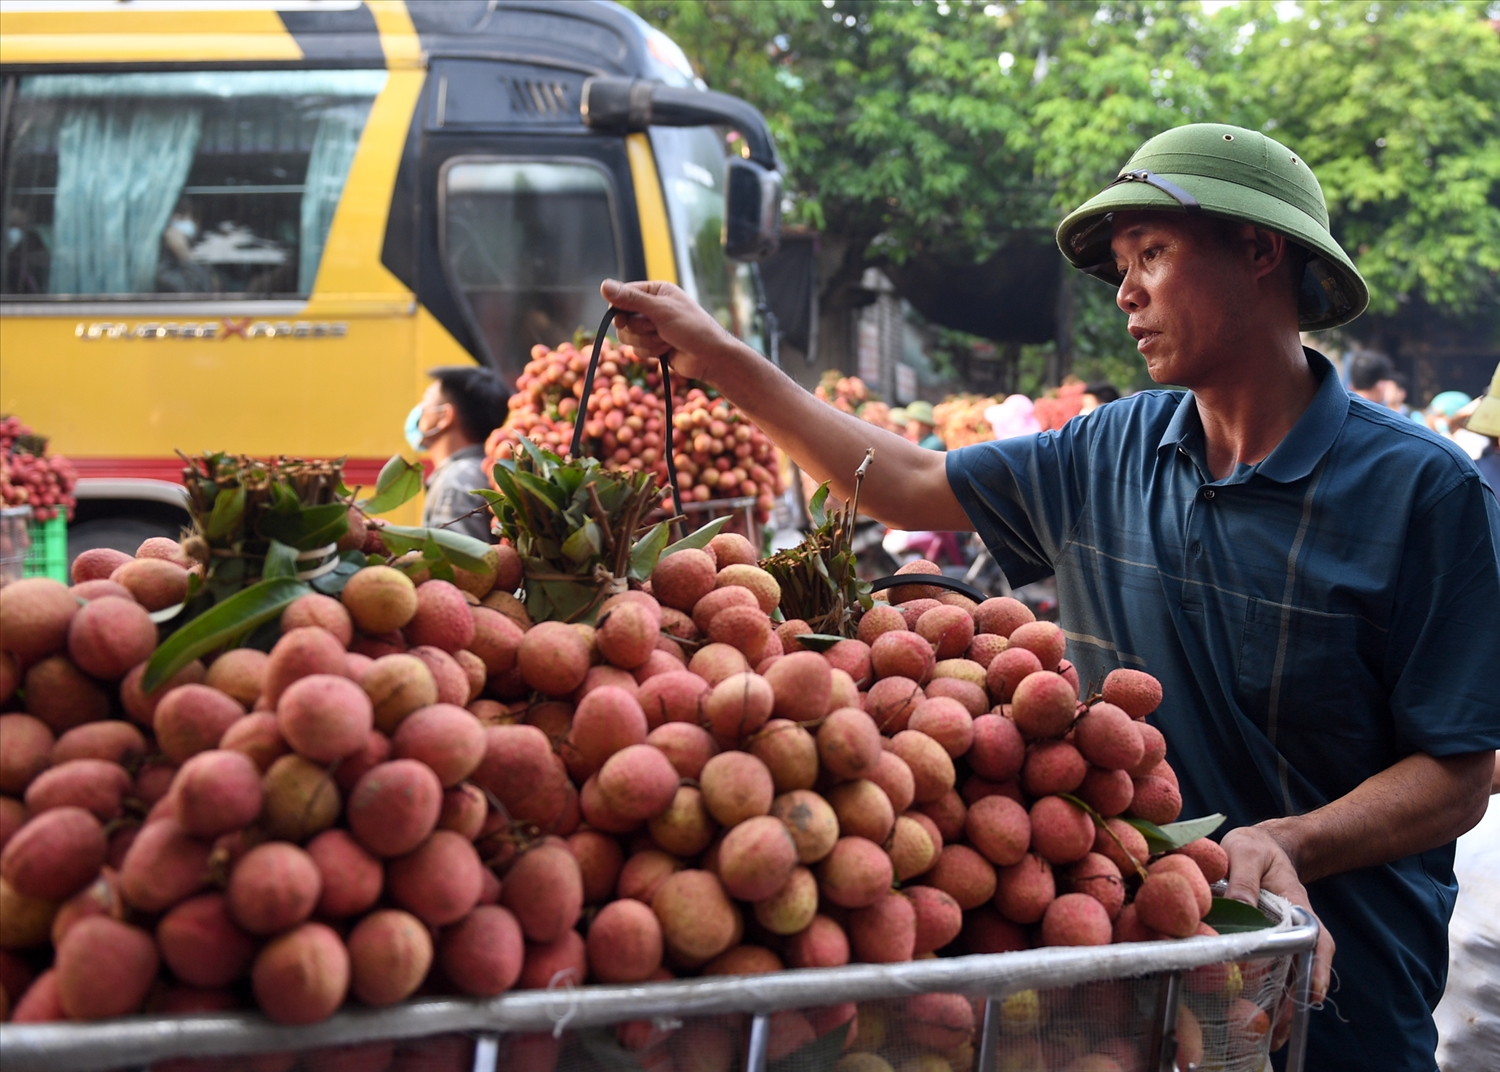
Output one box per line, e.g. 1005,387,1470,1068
597,744,680,822
1021,740,1088,797
1074,766,1132,818
907,697,974,758
598,601,661,670
865,676,925,734
650,549,717,612
1028,795,1095,865
1074,702,1145,770
969,713,1026,781
973,596,1034,637
1064,853,1125,920
886,560,943,603
964,794,1031,867
994,853,1055,924
1009,671,1078,739
985,647,1043,703
1007,621,1066,671
762,650,834,725
856,605,907,647
915,606,974,660
817,708,882,781
1040,892,1112,947
717,815,799,902
870,631,935,685
1102,668,1163,718
636,670,710,729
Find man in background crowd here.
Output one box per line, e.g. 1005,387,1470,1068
1081,381,1122,414
1347,349,1397,406
904,401,945,450
406,366,509,543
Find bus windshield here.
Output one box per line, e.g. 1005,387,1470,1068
649,125,767,355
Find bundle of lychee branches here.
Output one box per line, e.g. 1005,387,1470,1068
477,437,727,625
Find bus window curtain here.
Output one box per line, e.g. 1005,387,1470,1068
50,104,202,295
298,103,370,295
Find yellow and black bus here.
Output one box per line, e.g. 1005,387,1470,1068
0,0,782,554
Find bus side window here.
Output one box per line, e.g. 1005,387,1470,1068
441,159,623,383
0,70,385,300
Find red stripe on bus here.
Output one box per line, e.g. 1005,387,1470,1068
70,457,409,486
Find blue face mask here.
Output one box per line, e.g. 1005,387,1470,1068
404,403,428,452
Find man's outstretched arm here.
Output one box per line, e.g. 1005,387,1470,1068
603,279,973,532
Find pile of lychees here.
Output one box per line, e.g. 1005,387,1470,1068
484,337,783,523
0,532,1261,1072
0,415,78,524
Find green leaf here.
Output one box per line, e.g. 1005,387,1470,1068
793,633,845,652
561,522,603,564
206,486,245,541
1123,818,1174,856
357,455,425,515
808,483,830,528
661,514,732,557
310,557,363,596
1204,896,1274,933
514,470,568,511
258,501,349,552
142,578,309,691
1155,815,1227,847
769,1018,851,1072
629,521,671,581
263,539,300,580
378,525,493,572
1124,813,1226,855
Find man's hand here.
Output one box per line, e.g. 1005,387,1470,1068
1221,824,1335,1050
602,279,743,383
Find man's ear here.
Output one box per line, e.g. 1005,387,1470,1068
1247,225,1289,282
430,399,456,436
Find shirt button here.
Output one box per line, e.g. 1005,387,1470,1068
1192,542,1203,556
1202,488,1216,501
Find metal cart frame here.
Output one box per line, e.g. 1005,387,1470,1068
0,896,1318,1072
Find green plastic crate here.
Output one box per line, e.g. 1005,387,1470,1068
23,514,68,582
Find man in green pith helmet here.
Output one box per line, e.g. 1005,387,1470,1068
601,122,1500,1071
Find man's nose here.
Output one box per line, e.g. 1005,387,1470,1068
1116,272,1146,313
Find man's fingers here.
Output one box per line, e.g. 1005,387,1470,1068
1220,837,1269,905
602,278,670,312
1312,922,1334,1006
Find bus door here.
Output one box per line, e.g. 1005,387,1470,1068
412,58,648,384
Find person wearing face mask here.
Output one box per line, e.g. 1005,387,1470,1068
157,200,215,293
406,366,510,543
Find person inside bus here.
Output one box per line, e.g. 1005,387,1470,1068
407,366,510,543
156,200,215,294
3,206,49,294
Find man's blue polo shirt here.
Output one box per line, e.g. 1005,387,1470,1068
946,350,1500,1072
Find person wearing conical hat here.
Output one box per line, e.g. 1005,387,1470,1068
599,123,1500,1072
1457,364,1500,494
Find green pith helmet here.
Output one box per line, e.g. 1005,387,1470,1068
905,400,936,425
1055,123,1369,331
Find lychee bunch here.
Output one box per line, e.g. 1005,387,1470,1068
483,339,784,523
0,415,78,523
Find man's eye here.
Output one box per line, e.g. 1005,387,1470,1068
1142,246,1162,261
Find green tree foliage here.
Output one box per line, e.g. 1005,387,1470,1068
624,0,1500,383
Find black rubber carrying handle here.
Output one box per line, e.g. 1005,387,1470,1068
869,573,989,603
569,305,686,522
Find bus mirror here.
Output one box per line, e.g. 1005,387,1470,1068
582,76,783,172
724,158,782,262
